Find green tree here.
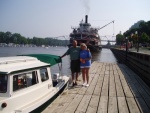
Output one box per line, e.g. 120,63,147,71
116,34,124,45
0,32,5,43
140,32,150,43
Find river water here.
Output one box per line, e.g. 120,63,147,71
0,47,117,112
0,47,117,75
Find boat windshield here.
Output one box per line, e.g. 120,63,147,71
0,74,7,93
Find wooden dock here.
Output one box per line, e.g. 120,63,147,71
42,62,150,113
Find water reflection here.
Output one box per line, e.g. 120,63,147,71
91,48,117,63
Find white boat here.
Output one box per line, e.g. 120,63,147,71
0,54,69,113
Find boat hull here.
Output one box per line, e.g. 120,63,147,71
87,45,102,52
0,55,69,113
30,80,69,113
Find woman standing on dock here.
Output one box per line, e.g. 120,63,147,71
80,43,92,87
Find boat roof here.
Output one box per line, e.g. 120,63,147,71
0,56,50,74
21,54,61,66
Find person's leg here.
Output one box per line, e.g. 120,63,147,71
82,68,86,85
85,68,90,86
74,72,78,85
72,73,74,82
71,61,75,86
76,72,79,81
76,59,80,81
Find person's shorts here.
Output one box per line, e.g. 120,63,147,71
71,59,80,73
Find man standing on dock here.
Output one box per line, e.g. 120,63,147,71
61,40,80,87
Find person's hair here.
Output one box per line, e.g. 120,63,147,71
80,43,87,49
73,40,77,43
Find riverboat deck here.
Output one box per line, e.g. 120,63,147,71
42,62,150,113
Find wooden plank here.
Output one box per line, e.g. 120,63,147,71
78,87,88,95
106,65,110,71
115,64,120,70
112,64,117,71
128,83,141,98
109,74,116,97
118,97,129,113
113,65,118,74
90,74,99,86
105,70,109,75
113,70,118,75
93,74,104,96
53,93,76,104
101,76,109,96
119,66,144,98
100,64,105,75
114,74,124,97
100,71,105,75
42,103,59,113
118,73,133,98
109,65,113,71
121,80,134,97
86,74,99,95
109,70,114,76
86,85,96,95
42,62,150,113
89,62,99,74
75,95,92,113
96,67,102,74
86,95,100,113
42,94,76,113
126,98,140,113
68,87,81,94
108,97,118,113
63,94,83,113
119,68,141,97
97,96,108,113
48,102,70,113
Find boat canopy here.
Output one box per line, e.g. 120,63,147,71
21,54,62,66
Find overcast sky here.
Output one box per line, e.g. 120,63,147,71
0,0,150,40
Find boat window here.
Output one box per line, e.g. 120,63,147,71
40,68,49,82
0,74,7,93
13,71,38,91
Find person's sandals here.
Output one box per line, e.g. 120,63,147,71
85,84,89,87
72,82,77,87
82,82,86,86
74,82,77,86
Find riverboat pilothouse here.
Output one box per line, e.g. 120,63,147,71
0,54,69,113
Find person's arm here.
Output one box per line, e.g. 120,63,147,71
60,49,70,58
85,51,92,61
60,53,66,58
85,57,91,61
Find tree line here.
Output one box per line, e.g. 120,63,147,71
116,20,150,46
0,31,69,46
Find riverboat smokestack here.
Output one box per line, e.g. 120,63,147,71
85,15,88,23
